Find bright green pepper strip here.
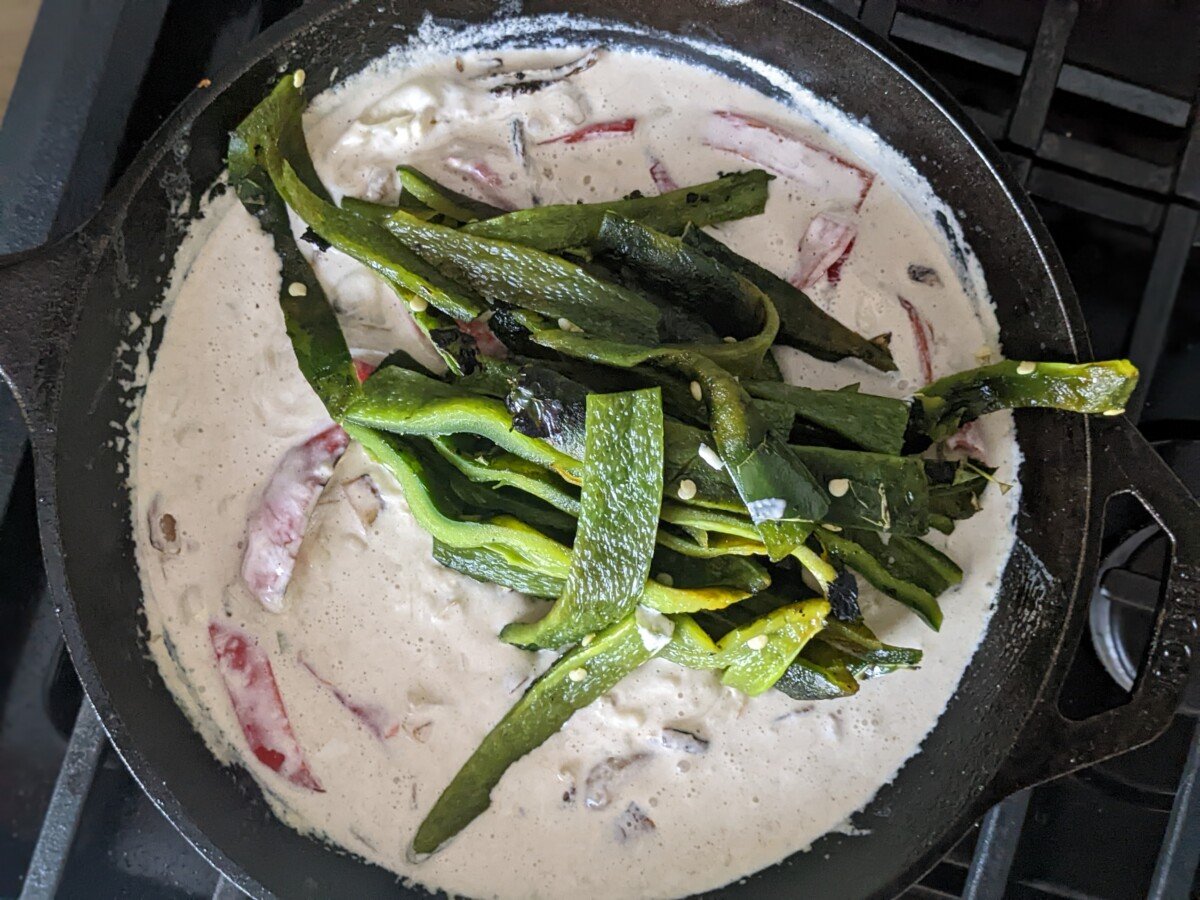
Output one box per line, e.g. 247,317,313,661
345,367,583,481
815,529,946,630
911,359,1139,443
681,223,896,372
432,540,565,598
791,445,929,535
383,209,660,344
462,170,771,251
227,75,358,416
429,437,582,517
397,165,505,222
659,601,829,695
744,380,910,455
340,193,441,224
501,389,664,649
276,161,486,322
412,613,663,855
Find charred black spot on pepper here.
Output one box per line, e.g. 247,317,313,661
301,226,331,252
431,326,479,375
828,568,861,621
685,192,699,204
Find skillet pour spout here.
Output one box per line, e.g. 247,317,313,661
0,2,1197,897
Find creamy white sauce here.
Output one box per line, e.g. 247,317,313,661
134,40,1019,900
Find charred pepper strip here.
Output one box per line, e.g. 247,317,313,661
501,389,664,649
227,75,358,416
774,654,860,700
397,165,505,222
681,223,896,371
413,613,665,855
815,528,949,630
744,380,909,455
909,359,1139,445
812,618,923,674
462,170,771,251
382,209,660,343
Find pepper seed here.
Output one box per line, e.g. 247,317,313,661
1016,361,1036,375
409,296,429,313
722,336,737,344
676,479,698,501
689,381,703,402
287,281,307,297
827,478,850,498
581,633,595,647
1103,408,1124,416
568,667,587,682
746,635,768,650
655,572,674,586
292,69,306,88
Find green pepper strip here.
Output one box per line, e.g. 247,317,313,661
681,223,896,372
346,367,582,481
462,170,771,251
397,165,505,222
815,529,953,630
774,655,860,700
660,600,830,696
383,209,661,344
531,331,827,558
911,359,1139,444
591,214,778,377
501,389,665,649
744,380,910,455
412,613,664,855
227,75,358,416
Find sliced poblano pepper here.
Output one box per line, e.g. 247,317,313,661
659,600,830,696
925,459,992,533
382,209,660,344
227,74,358,416
397,164,505,223
351,423,746,616
814,528,959,630
774,654,860,700
461,170,771,251
812,618,923,675
681,223,896,372
909,359,1139,445
501,389,664,650
412,612,666,855
277,161,486,323
744,380,910,455
346,366,583,480
531,331,827,558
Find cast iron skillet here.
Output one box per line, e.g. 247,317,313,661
1,2,1198,897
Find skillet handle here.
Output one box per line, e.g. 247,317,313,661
987,414,1200,800
0,232,93,438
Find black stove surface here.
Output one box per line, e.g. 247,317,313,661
1,1,1197,898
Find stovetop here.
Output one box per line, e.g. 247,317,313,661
1,1,1198,898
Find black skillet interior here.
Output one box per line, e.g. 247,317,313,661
21,0,1148,897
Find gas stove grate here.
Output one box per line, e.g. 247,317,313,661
0,1,1197,898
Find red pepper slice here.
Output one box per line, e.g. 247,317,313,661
208,620,323,791
240,424,349,611
457,315,509,359
538,117,637,145
299,654,400,741
790,214,857,289
898,295,935,384
648,157,679,193
353,358,377,382
704,111,874,211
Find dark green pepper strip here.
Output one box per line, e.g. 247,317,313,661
744,380,909,455
340,193,441,224
227,76,358,416
814,618,923,671
789,445,929,536
910,359,1139,444
430,437,583,517
397,165,505,222
461,170,771,251
815,528,945,630
774,655,860,700
926,459,991,533
592,214,776,374
501,389,664,650
650,545,771,593
276,161,486,322
412,613,663,855
346,367,583,481
681,223,896,371
852,531,963,597
383,209,660,344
